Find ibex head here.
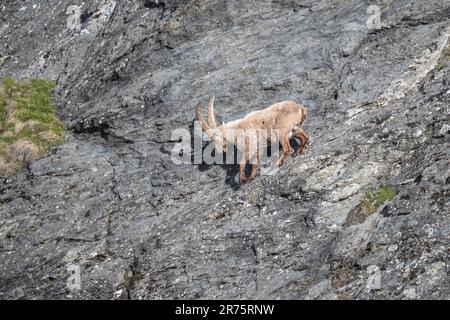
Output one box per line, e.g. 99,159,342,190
195,97,227,153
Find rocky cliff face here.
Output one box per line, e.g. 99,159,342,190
0,0,449,299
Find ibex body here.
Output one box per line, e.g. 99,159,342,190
196,97,308,184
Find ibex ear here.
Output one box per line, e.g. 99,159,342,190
300,106,308,124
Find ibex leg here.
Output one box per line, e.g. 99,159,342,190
292,127,308,157
275,133,292,167
249,151,260,180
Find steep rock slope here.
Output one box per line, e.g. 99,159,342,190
0,0,449,299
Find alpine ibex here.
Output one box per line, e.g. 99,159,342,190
196,97,308,184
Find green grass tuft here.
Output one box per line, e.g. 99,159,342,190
0,95,7,129
0,77,64,176
362,185,396,214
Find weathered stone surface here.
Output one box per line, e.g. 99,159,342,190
0,0,449,299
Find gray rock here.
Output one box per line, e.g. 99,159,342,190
0,0,449,299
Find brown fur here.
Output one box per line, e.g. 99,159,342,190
196,97,309,184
